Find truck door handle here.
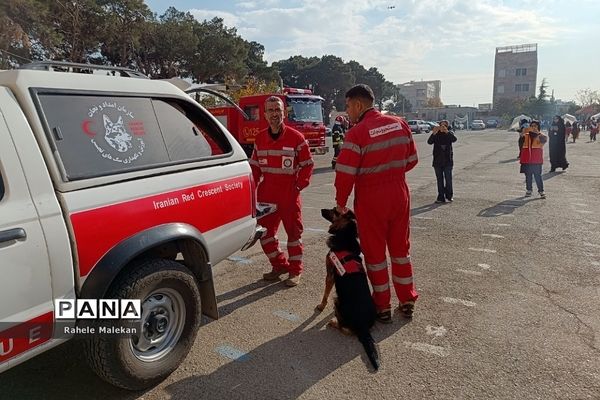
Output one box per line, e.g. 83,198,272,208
0,228,27,244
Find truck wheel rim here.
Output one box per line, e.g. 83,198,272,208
130,288,186,361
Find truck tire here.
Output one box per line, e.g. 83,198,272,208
84,258,201,390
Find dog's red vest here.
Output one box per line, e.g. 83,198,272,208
327,250,364,276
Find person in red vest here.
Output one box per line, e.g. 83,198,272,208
334,84,419,323
249,96,314,287
520,120,547,198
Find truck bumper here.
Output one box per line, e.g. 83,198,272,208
241,224,266,251
311,146,329,155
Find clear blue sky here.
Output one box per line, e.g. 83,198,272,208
146,0,600,106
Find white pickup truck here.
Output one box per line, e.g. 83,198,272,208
0,62,263,390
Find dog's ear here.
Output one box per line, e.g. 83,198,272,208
345,209,356,220
321,208,334,222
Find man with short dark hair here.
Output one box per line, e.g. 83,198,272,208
334,84,419,322
249,96,314,287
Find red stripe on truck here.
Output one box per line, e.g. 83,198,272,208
71,175,252,278
0,312,53,364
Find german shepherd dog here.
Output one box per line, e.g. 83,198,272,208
317,207,379,370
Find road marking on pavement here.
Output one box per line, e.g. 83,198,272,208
584,220,599,225
500,214,514,218
478,263,491,270
404,342,449,357
441,297,477,307
273,310,300,322
482,234,505,239
305,227,328,233
575,210,594,214
413,216,434,220
411,226,427,230
227,256,253,265
215,345,250,362
489,223,511,227
425,325,448,338
468,247,497,253
572,203,588,207
456,269,483,276
584,242,600,249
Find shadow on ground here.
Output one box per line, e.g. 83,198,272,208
478,197,538,217
165,312,410,399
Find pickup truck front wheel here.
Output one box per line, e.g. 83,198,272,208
84,258,201,390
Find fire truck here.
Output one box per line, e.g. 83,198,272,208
188,87,329,157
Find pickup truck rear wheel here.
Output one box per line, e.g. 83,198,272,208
84,258,201,390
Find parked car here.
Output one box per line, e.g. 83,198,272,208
485,119,498,128
407,120,430,134
471,120,486,130
425,121,439,130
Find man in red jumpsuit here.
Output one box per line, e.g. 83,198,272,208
334,84,419,322
249,96,314,287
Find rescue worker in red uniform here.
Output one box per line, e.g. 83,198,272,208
334,84,419,322
249,96,314,287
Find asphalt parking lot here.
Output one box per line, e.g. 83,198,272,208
2,129,600,400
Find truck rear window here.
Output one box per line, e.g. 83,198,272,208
36,93,231,181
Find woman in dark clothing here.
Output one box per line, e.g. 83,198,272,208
548,115,569,172
427,120,457,203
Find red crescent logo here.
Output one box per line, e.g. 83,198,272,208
82,120,96,137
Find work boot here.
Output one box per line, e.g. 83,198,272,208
398,302,415,319
284,274,301,287
263,269,287,281
375,309,392,324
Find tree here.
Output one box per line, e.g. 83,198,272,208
46,0,106,62
244,41,279,84
191,17,249,83
134,7,197,78
575,88,600,107
96,0,153,67
0,0,61,67
385,93,412,114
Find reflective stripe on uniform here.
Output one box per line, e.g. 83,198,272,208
366,261,388,272
362,136,412,154
335,163,358,175
341,142,361,154
256,149,296,157
298,159,313,167
249,159,260,166
287,240,302,246
260,167,296,175
391,256,411,264
357,154,418,175
372,282,390,292
289,255,303,261
392,276,413,285
266,251,280,259
261,237,276,245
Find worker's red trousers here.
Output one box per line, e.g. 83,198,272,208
354,179,418,311
258,184,304,275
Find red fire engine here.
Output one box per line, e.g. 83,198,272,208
195,87,329,156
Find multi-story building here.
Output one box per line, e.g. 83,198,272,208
492,43,538,108
397,80,441,110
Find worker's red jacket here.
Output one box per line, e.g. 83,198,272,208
249,125,314,192
335,109,418,208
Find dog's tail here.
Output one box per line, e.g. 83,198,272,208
357,331,380,370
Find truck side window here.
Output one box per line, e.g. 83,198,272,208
243,106,260,121
37,94,170,181
153,99,230,161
